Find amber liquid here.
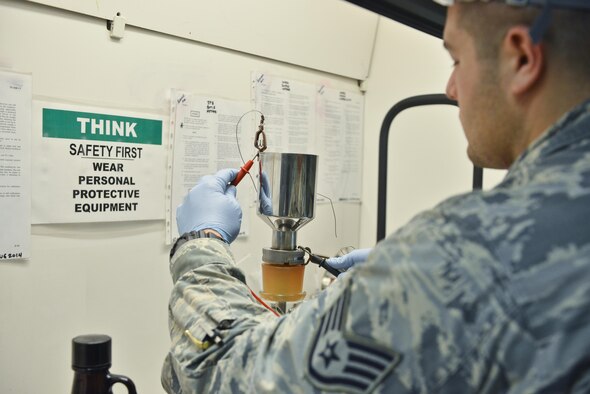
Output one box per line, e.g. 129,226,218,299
260,263,305,302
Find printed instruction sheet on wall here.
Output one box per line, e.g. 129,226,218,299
167,91,253,243
252,72,363,202
251,73,316,154
316,86,363,202
32,101,167,223
0,70,31,260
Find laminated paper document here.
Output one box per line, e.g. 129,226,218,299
167,91,253,243
32,101,166,224
0,70,31,260
252,72,363,203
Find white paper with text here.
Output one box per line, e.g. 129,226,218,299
32,101,166,223
168,91,253,243
0,70,31,260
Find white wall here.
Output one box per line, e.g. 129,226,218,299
25,0,379,80
0,1,361,393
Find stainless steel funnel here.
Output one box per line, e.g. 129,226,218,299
257,152,318,259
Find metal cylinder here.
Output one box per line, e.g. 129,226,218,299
272,230,297,251
262,247,305,265
257,152,318,233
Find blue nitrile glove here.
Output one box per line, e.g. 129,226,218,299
259,171,273,216
325,248,372,272
176,168,242,243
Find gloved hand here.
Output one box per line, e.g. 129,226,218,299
325,248,372,272
258,171,273,216
176,168,242,243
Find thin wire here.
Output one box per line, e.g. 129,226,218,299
317,192,337,238
248,287,280,317
247,170,258,194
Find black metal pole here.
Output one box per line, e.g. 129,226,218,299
472,166,483,190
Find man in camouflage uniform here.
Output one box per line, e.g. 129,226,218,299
162,1,590,392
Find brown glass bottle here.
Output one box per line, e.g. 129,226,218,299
71,334,137,394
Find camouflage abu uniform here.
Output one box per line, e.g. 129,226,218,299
162,99,590,393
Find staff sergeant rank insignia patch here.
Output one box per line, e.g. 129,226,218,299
306,288,401,393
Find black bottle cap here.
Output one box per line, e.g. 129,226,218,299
72,334,112,370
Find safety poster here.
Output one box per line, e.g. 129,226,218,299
32,101,167,223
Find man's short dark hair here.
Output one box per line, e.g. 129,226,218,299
457,3,590,80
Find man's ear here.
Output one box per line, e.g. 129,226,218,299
501,25,545,96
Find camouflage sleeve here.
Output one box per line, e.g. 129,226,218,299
161,236,368,393
162,209,521,393
161,238,278,393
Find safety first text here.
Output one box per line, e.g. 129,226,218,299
69,143,143,159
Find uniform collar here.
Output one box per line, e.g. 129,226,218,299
508,97,590,174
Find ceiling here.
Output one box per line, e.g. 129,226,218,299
344,0,446,38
